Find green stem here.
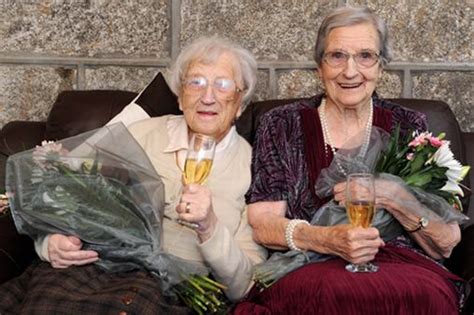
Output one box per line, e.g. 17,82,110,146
56,164,87,189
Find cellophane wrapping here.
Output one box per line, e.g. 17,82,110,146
6,123,206,292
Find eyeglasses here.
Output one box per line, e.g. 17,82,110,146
323,50,380,68
182,76,243,100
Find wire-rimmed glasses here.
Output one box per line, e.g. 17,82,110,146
323,50,380,68
182,76,243,100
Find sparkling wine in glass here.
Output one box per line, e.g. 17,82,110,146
177,133,216,229
345,173,378,273
183,133,216,185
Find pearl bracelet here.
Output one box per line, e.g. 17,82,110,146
285,219,310,251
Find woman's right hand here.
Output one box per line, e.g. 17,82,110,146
325,224,384,264
47,234,99,269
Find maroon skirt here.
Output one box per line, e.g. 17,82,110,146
233,244,464,315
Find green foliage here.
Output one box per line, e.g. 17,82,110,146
30,162,154,246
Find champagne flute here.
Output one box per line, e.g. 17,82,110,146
345,173,378,273
183,133,216,185
177,133,216,229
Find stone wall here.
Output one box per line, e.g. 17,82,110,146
0,0,472,131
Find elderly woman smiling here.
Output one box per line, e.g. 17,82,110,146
234,6,466,315
0,36,266,314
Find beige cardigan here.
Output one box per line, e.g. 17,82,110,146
128,115,267,301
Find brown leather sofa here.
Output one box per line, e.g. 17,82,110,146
0,74,473,311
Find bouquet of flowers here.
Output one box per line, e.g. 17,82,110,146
7,124,166,274
375,125,470,211
253,125,470,290
6,123,228,314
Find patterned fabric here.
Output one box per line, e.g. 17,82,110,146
245,94,427,220
240,94,465,314
0,260,190,315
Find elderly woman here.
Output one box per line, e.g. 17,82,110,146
233,6,465,315
0,36,266,314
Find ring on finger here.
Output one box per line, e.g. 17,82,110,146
185,202,191,213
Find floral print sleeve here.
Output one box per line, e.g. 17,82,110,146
245,101,318,220
375,98,428,133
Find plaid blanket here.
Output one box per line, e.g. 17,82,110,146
0,260,191,315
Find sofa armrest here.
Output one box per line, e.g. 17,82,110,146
444,224,474,312
0,121,47,154
462,132,474,225
0,121,47,190
453,225,474,312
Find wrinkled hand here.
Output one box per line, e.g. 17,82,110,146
333,179,414,209
176,184,218,243
325,224,384,264
374,179,418,211
48,234,99,269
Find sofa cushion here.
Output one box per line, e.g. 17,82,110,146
134,72,181,117
45,73,181,141
236,98,306,144
107,72,181,127
45,90,138,140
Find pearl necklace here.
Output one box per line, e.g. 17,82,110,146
318,97,373,176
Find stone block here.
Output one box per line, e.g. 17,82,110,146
277,69,320,99
180,0,335,61
413,71,473,132
348,0,472,61
85,66,165,92
0,0,170,57
0,65,75,127
377,70,402,98
253,70,270,101
276,69,401,99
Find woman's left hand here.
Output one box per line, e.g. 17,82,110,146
176,183,218,242
334,179,413,212
333,181,347,205
334,179,417,220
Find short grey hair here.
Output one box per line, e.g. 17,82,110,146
314,6,393,67
169,36,257,110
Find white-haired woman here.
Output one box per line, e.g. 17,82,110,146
234,6,465,315
0,36,266,314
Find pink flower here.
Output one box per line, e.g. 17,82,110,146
408,132,429,147
427,136,444,148
406,153,415,161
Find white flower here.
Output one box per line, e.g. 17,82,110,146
432,142,470,196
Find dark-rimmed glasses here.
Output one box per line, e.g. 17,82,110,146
323,50,380,68
183,76,243,100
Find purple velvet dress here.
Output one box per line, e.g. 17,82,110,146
233,95,465,315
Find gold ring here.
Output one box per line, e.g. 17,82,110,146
185,202,191,213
